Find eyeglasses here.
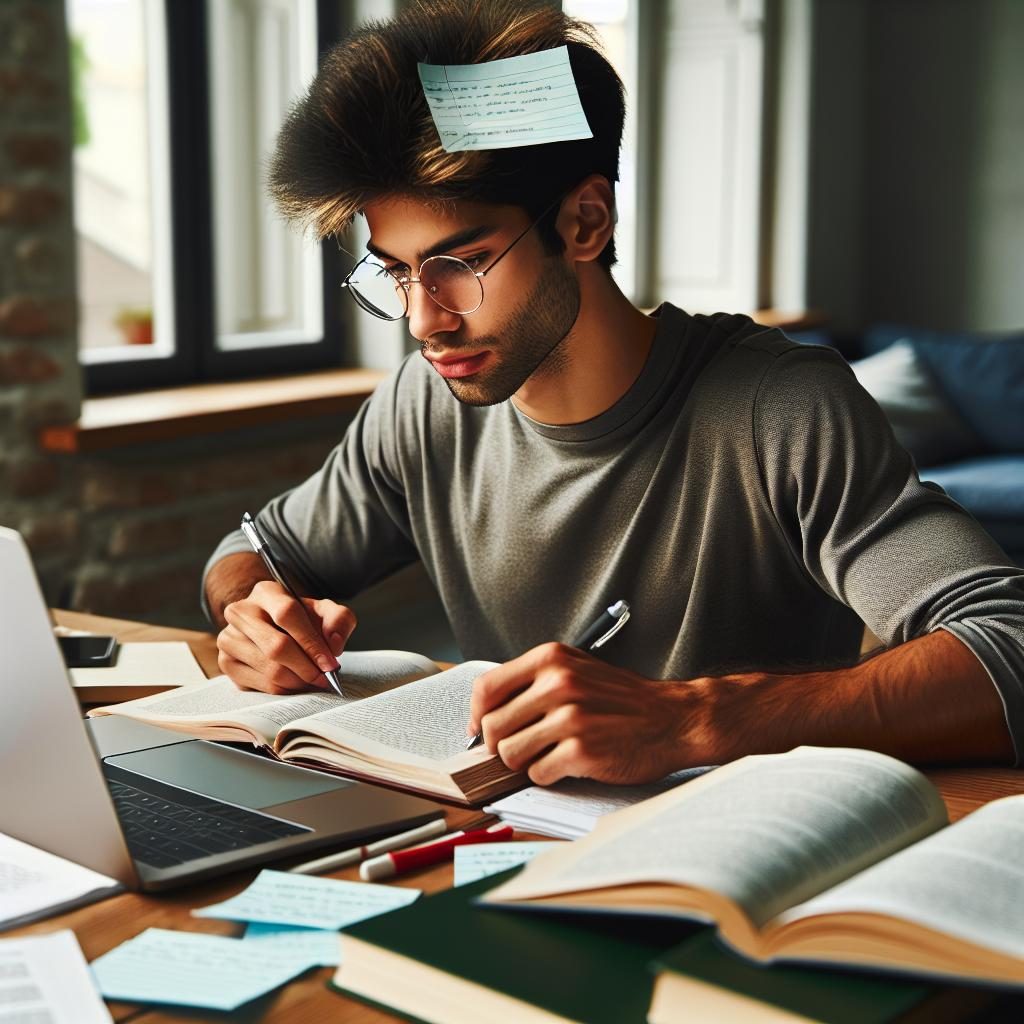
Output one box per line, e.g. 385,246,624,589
341,196,563,321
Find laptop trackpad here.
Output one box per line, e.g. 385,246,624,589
104,741,350,809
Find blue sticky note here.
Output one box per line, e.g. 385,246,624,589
418,46,593,152
192,869,420,929
90,928,316,1011
242,923,341,967
453,841,559,886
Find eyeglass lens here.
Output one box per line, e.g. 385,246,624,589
346,255,484,321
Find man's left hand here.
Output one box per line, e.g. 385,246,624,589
467,642,710,785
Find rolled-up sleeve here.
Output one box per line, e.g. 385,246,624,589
755,346,1024,763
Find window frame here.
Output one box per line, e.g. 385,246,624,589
83,0,343,395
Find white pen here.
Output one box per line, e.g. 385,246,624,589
288,817,447,875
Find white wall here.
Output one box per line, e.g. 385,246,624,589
806,0,1024,333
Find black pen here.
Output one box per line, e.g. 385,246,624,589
240,512,346,697
466,599,631,751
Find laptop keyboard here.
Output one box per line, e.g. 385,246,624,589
104,765,308,869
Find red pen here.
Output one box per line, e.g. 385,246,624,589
359,823,513,881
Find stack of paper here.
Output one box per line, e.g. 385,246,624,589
483,766,714,840
1,832,122,931
1,930,112,1023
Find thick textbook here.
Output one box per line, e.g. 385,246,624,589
484,746,1024,987
332,870,942,1024
89,650,522,805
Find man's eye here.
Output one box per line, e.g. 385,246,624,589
384,265,409,279
460,254,487,270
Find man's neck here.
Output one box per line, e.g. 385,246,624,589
511,264,657,425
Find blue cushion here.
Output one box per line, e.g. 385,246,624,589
921,455,1024,560
864,325,1024,452
921,455,1024,521
851,341,980,465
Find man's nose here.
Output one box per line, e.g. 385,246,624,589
406,283,462,344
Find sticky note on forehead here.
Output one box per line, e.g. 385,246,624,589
418,45,593,152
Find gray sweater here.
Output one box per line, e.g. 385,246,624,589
205,304,1024,762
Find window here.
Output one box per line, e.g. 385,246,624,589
564,0,774,314
67,0,342,394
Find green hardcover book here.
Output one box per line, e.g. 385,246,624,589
331,871,943,1024
647,932,968,1024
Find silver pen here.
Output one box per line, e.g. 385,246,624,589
240,512,346,697
466,599,631,751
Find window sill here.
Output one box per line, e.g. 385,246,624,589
39,368,388,453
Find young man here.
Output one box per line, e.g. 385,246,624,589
203,1,1023,784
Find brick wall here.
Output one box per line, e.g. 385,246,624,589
0,0,83,601
0,1,458,661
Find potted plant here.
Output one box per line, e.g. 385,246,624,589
114,307,153,345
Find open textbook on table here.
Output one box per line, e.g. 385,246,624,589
483,746,1024,987
89,649,522,805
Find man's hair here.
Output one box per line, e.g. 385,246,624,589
269,0,625,269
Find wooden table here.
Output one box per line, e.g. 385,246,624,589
11,612,1024,1022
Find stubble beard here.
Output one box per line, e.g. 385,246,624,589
423,258,581,408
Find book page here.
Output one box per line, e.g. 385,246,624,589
485,748,948,930
778,794,1024,959
89,650,439,744
89,677,336,745
281,661,497,767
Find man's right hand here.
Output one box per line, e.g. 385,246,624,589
217,580,358,694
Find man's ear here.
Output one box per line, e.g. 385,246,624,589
557,174,615,264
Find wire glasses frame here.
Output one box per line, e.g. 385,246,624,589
340,195,564,321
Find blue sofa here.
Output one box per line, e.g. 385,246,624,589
789,324,1024,566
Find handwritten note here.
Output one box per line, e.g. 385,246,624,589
453,841,559,886
89,928,316,1011
192,869,420,929
418,46,592,152
242,923,341,967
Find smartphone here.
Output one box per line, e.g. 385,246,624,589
58,634,120,668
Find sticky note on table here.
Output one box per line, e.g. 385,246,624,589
89,928,316,1011
242,923,341,967
453,841,559,886
418,46,592,152
192,869,420,929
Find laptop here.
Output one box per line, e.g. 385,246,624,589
0,526,442,891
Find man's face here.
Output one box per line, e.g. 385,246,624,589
362,196,580,406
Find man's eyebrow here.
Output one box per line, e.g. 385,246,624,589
366,224,497,265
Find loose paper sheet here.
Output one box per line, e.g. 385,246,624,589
1,832,121,930
418,46,592,152
192,869,420,929
89,928,316,1011
0,930,112,1024
453,841,559,886
70,641,206,691
242,922,341,967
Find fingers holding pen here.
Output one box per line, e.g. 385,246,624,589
221,583,358,694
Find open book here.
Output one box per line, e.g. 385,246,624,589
89,650,523,806
483,746,1024,987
